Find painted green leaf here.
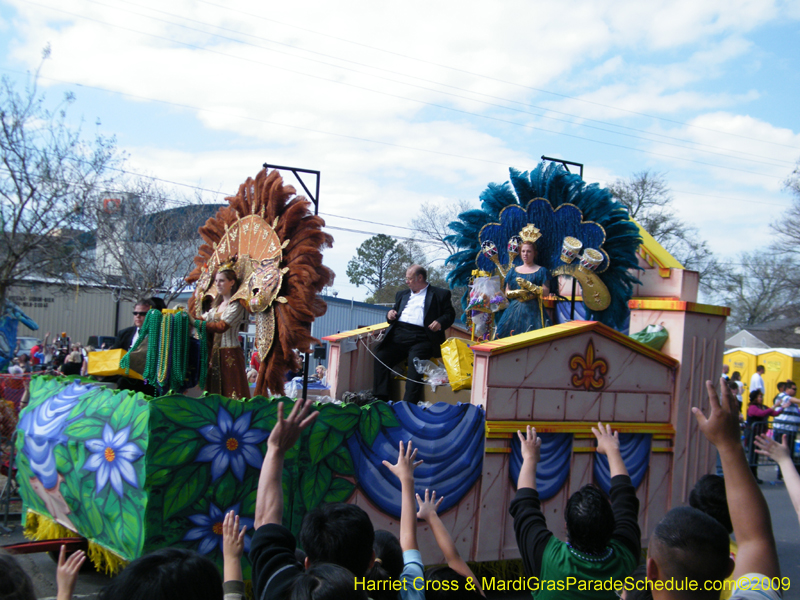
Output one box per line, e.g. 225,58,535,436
121,496,143,558
102,493,125,550
94,402,116,420
250,400,279,431
150,429,203,466
81,479,104,537
67,440,87,471
324,477,355,503
68,387,105,419
213,471,237,509
308,422,345,465
54,444,72,474
146,468,172,488
110,394,135,430
130,407,149,441
358,405,381,447
64,418,105,440
319,403,360,434
301,464,332,512
156,398,218,428
60,480,78,510
63,468,82,505
242,489,258,517
325,445,354,475
163,466,209,520
372,401,400,428
226,399,245,420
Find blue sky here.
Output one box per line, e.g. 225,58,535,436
1,0,798,301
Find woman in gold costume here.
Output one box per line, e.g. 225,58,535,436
201,268,250,399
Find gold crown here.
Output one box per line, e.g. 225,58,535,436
519,224,542,244
218,257,237,272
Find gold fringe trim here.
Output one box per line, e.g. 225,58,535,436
468,559,524,581
87,543,128,575
23,510,128,575
23,511,79,541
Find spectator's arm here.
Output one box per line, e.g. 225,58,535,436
417,489,484,596
254,397,318,528
755,435,800,528
382,440,422,551
592,422,627,477
222,510,246,584
56,545,85,600
694,378,780,580
516,425,541,490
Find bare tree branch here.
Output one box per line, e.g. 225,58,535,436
609,170,718,288
0,56,122,309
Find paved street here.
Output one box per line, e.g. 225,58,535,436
3,469,800,599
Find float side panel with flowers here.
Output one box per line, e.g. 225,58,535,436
14,376,485,575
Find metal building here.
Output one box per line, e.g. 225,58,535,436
11,281,140,347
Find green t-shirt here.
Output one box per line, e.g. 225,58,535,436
531,536,637,599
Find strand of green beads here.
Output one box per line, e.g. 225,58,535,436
142,310,163,382
195,319,208,389
156,312,171,387
170,311,188,390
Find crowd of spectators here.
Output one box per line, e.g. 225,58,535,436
3,380,800,599
7,332,91,377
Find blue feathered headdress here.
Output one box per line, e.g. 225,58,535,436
445,161,641,330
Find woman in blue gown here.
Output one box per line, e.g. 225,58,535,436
495,241,551,338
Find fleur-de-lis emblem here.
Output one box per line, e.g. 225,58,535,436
569,339,608,391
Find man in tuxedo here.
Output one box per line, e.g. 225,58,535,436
110,298,158,395
111,299,155,351
373,265,456,403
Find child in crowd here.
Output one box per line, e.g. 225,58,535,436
755,433,800,527
511,423,640,600
382,440,426,600
222,510,247,600
415,489,484,598
249,396,369,599
365,530,405,600
0,545,84,600
97,548,224,600
56,545,86,600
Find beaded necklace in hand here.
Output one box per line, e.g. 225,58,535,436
194,319,208,389
120,309,162,380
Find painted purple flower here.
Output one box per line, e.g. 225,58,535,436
83,424,143,496
195,407,268,481
183,502,254,555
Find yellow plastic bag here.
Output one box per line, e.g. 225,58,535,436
440,338,474,392
87,349,143,380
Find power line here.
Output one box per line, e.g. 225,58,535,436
193,0,800,152
12,1,790,181
100,0,797,168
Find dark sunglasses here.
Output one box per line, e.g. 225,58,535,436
132,311,148,316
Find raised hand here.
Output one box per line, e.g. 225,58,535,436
56,545,85,600
416,488,444,522
383,440,423,482
517,425,542,464
591,422,620,456
692,378,741,452
267,397,319,455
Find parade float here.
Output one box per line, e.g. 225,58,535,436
13,161,729,576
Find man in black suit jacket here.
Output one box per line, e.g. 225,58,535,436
373,265,456,403
111,299,154,351
110,299,157,395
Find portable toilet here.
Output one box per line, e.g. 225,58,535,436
724,348,770,394
758,349,800,405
